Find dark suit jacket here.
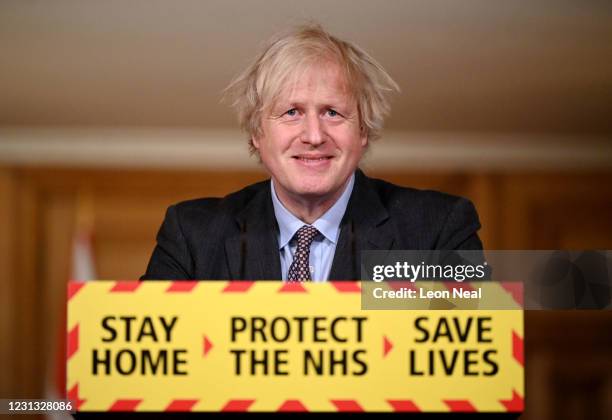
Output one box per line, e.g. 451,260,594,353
141,169,483,280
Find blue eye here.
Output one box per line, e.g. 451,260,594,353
285,108,298,117
327,109,338,117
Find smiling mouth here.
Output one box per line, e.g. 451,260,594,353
293,156,333,162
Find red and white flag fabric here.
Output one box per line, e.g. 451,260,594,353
70,229,97,282
46,194,97,418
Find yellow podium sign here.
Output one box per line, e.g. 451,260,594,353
66,281,523,413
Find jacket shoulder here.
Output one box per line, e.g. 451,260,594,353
171,179,269,221
364,174,482,249
367,176,470,215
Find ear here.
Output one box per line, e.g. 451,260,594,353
360,128,368,148
251,135,260,149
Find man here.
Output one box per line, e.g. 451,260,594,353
141,25,483,281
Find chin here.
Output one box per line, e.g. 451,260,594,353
292,180,338,200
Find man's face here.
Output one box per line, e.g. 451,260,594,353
253,62,367,206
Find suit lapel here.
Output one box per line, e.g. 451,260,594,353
329,170,396,280
225,182,282,280
225,171,395,281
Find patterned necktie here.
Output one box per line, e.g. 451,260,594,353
287,225,320,282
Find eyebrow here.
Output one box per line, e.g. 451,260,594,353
274,100,352,112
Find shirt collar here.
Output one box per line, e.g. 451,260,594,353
271,173,355,249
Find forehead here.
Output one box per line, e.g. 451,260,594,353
271,61,354,107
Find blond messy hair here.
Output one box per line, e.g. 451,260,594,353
223,24,400,153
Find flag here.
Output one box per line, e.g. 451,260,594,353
46,191,96,418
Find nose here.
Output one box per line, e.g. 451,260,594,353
302,113,325,146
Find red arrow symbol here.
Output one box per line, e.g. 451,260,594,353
203,335,213,357
383,335,393,357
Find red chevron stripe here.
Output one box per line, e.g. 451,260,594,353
278,283,308,293
444,281,475,292
499,390,524,412
512,330,524,366
221,399,255,412
387,399,420,412
388,281,417,291
67,282,86,301
165,399,198,412
277,399,308,412
444,400,476,412
331,400,364,412
67,324,79,360
110,281,142,292
108,399,142,411
166,281,198,292
67,383,86,410
500,282,524,307
330,282,361,292
222,281,255,292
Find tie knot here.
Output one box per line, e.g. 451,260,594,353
295,225,319,250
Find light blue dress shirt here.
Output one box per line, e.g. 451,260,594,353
271,173,355,282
